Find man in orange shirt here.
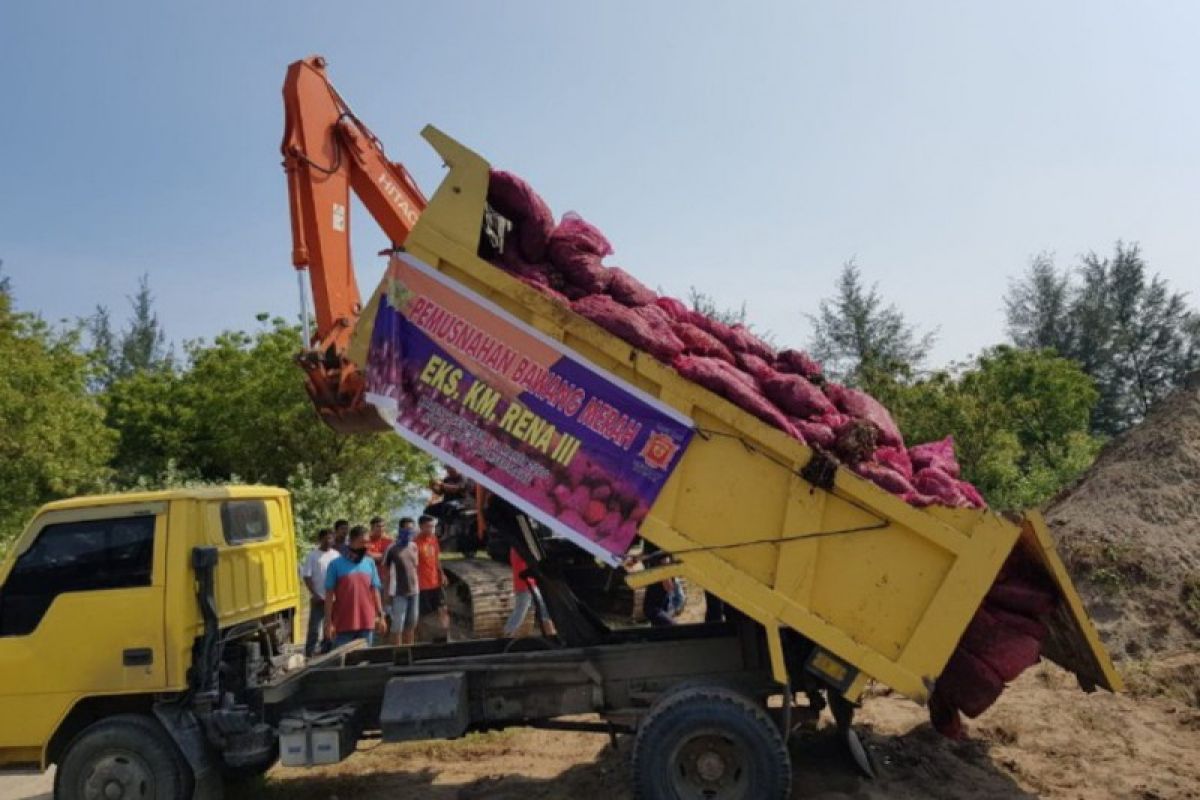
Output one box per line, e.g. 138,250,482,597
366,516,393,569
414,515,450,642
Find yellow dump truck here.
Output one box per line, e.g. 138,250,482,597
386,125,1124,711
0,124,1121,800
0,488,300,797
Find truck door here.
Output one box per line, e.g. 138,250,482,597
0,502,167,768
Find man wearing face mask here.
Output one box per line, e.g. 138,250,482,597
324,525,387,647
382,517,420,646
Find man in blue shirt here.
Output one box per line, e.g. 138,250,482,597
324,527,386,647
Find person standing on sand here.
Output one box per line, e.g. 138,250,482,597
332,519,350,556
366,515,393,569
324,526,387,647
635,542,676,628
502,548,557,638
414,515,451,642
383,518,420,646
300,527,339,657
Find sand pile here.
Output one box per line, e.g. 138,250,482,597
1045,372,1200,664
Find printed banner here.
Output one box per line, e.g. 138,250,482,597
363,254,694,565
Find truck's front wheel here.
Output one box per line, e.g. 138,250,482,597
55,714,193,800
631,686,791,800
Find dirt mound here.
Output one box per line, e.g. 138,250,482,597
1045,373,1200,663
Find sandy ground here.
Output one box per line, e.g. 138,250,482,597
4,658,1196,800
248,658,1199,800
0,772,49,800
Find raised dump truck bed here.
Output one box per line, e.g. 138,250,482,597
350,126,1121,710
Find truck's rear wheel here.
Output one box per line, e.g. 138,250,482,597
631,686,790,800
55,714,192,800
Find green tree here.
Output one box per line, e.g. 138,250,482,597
117,274,169,377
876,347,1101,510
687,287,775,344
688,287,748,327
85,275,171,390
1004,253,1073,354
1005,243,1200,435
84,304,119,390
0,277,115,550
285,465,396,549
105,315,433,531
808,262,936,385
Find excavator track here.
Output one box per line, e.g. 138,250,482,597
441,555,647,641
443,558,526,639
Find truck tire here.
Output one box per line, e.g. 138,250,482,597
631,686,791,800
55,714,194,800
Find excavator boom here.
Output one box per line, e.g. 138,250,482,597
282,55,427,432
281,57,546,638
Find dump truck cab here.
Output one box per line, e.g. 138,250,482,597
0,486,299,793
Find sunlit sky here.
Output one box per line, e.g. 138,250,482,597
3,1,1198,366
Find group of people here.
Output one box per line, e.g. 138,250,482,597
299,515,451,656
298,474,724,656
299,503,556,655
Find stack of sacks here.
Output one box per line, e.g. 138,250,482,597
485,169,1060,739
928,547,1058,738
483,170,984,512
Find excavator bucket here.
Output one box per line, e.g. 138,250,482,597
296,351,390,434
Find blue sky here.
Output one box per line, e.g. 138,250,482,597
3,1,1198,366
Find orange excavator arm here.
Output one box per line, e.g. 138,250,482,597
282,55,428,432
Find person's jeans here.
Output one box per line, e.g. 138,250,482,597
333,629,374,648
304,598,326,657
503,588,550,636
668,579,687,616
390,594,420,632
647,607,676,627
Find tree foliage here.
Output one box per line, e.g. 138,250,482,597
86,274,172,390
0,277,115,548
103,316,434,536
1004,253,1073,354
285,465,399,548
687,287,775,344
874,347,1101,510
118,275,170,377
808,262,936,385
1005,243,1200,434
688,287,748,327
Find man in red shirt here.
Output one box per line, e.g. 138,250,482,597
414,515,450,642
502,548,556,638
366,516,393,568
